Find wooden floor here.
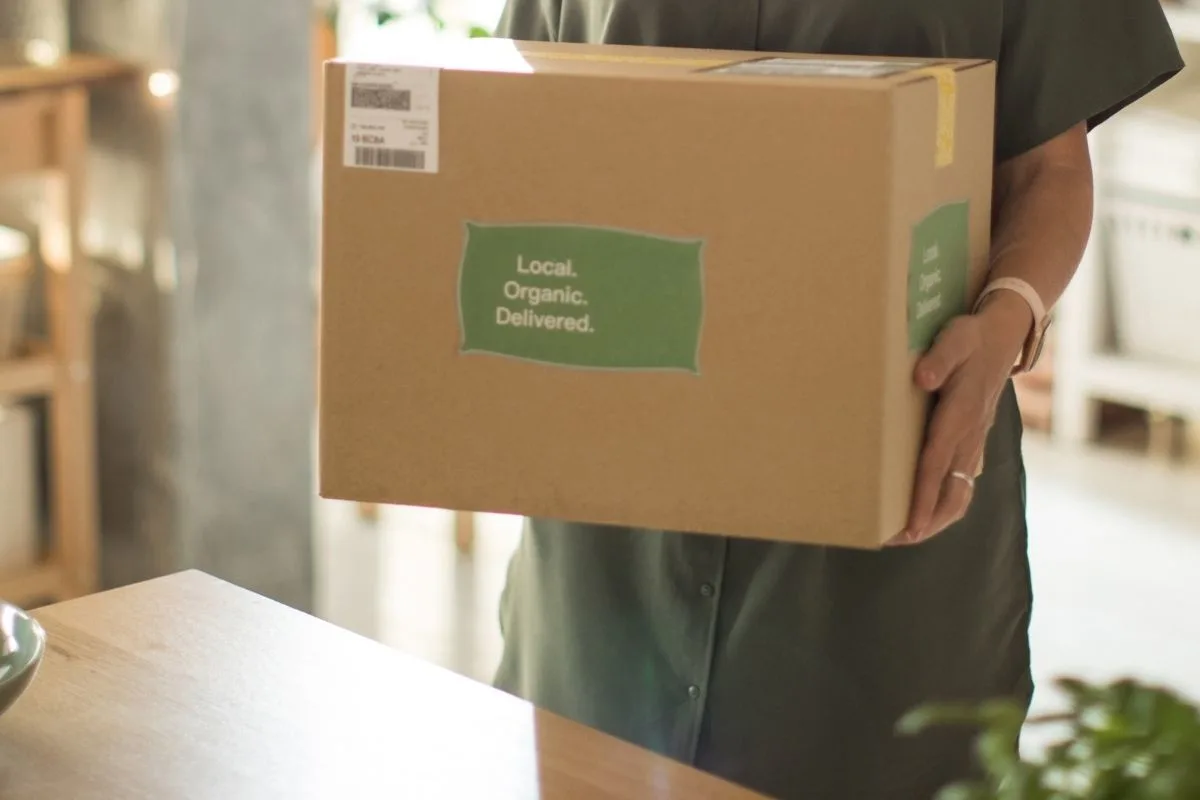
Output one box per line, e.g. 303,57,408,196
314,433,1200,753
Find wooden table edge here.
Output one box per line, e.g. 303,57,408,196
28,571,769,799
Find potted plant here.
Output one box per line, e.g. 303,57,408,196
361,0,492,37
900,677,1200,799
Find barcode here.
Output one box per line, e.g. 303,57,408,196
351,84,411,111
354,146,426,170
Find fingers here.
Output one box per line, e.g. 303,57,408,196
893,313,997,548
927,467,975,536
915,317,978,392
889,455,979,547
970,444,986,478
905,396,968,538
896,396,986,546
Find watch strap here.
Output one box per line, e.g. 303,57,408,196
972,277,1050,374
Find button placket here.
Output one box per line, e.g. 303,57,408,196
681,536,730,764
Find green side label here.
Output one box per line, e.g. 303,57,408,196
458,223,705,372
908,202,970,352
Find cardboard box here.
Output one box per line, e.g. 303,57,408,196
319,39,996,548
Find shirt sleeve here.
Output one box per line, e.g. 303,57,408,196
495,0,561,41
995,0,1185,162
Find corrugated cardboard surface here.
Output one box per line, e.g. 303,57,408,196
319,40,995,548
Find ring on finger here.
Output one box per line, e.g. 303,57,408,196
949,470,976,490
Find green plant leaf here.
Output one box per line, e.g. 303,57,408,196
975,728,1021,776
934,782,996,800
907,677,1200,800
898,705,982,735
899,700,1027,736
468,24,492,38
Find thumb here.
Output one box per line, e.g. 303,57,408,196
915,317,975,391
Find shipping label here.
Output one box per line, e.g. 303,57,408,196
344,64,439,173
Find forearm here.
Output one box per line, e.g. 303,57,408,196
989,159,1094,310
975,126,1095,353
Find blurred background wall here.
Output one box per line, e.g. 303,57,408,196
70,0,314,608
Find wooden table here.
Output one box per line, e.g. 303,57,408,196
1,571,765,799
0,54,137,606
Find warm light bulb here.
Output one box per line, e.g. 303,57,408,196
147,69,180,98
24,39,60,66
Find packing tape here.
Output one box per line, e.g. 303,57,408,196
528,50,731,70
914,66,957,168
528,52,958,167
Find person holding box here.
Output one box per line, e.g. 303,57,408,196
491,2,1184,797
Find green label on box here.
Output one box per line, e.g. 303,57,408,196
458,223,705,372
908,202,970,352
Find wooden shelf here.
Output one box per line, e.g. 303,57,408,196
1051,103,1200,444
0,54,134,96
0,342,55,398
0,58,124,604
1081,354,1200,418
0,55,135,182
0,561,63,607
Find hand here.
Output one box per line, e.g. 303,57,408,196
889,291,1033,546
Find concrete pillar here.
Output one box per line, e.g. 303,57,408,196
71,0,316,609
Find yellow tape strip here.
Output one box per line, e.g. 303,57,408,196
914,66,957,168
526,50,731,70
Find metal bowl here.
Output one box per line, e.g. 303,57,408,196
0,602,45,717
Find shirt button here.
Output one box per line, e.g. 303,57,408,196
687,685,702,700
700,583,715,597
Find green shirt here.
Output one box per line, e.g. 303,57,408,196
491,3,1183,798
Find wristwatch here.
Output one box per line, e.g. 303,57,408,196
972,277,1051,374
